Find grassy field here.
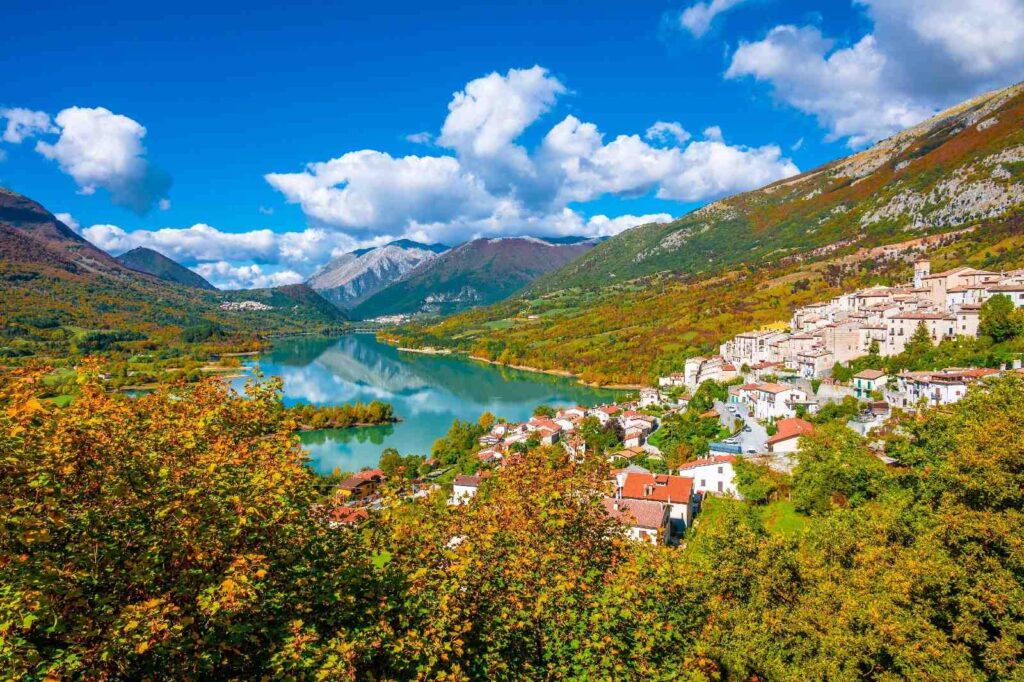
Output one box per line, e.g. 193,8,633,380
757,500,807,537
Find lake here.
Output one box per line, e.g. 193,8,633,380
231,334,624,475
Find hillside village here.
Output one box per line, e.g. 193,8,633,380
327,256,1024,546
665,257,1024,408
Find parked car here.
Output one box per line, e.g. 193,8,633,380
745,448,757,454
724,438,739,445
743,426,752,433
727,406,736,413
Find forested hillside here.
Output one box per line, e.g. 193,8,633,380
116,246,216,290
392,82,1024,384
532,82,1024,291
0,187,345,359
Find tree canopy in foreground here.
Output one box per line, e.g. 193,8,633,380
2,371,1023,680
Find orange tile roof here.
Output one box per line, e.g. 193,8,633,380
329,507,368,525
766,417,815,445
620,473,693,504
678,455,736,470
601,497,666,529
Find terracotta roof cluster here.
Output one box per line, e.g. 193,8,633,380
853,369,887,380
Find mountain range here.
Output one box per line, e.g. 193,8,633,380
348,236,600,319
0,187,344,354
117,246,217,290
393,80,1024,384
307,240,447,309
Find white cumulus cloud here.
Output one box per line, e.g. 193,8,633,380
645,121,692,146
53,212,80,232
0,107,57,143
35,107,171,214
726,0,1024,147
264,65,798,249
192,262,305,290
265,151,497,232
679,0,749,37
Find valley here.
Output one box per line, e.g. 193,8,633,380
4,10,1024,674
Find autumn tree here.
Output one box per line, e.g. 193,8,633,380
0,371,379,680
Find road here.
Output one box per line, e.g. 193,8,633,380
713,401,769,455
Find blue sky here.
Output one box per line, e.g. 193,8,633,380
2,0,1023,288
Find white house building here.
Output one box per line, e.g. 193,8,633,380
677,455,740,498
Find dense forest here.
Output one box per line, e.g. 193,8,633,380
3,370,1023,680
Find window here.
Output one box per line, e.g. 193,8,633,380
700,479,706,488
717,481,723,492
717,467,723,474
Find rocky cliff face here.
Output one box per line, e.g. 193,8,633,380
307,240,447,309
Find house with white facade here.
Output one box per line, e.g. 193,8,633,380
852,369,888,399
601,497,669,544
745,383,809,420
638,387,666,408
449,473,489,506
677,455,740,498
765,417,815,454
887,368,1000,409
618,472,696,527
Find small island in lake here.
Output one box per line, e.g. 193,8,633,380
285,401,398,431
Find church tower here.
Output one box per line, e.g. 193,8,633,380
914,257,931,288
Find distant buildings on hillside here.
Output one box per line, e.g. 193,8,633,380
714,260,1024,379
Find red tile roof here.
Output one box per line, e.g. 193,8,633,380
853,369,886,380
328,507,368,525
766,417,815,445
453,473,489,488
338,469,385,491
620,472,693,504
529,417,562,431
601,497,666,529
678,455,736,470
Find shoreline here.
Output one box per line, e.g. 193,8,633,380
295,418,401,433
397,346,452,356
466,354,641,390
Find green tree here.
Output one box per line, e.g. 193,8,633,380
791,423,887,514
979,293,1022,342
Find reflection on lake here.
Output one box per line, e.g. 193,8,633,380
232,334,623,474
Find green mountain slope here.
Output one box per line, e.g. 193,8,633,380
0,187,344,357
117,246,217,290
390,81,1024,385
351,237,597,319
531,82,1024,293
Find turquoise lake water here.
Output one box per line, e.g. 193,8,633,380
231,334,623,475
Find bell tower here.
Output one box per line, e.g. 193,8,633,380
914,257,930,288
